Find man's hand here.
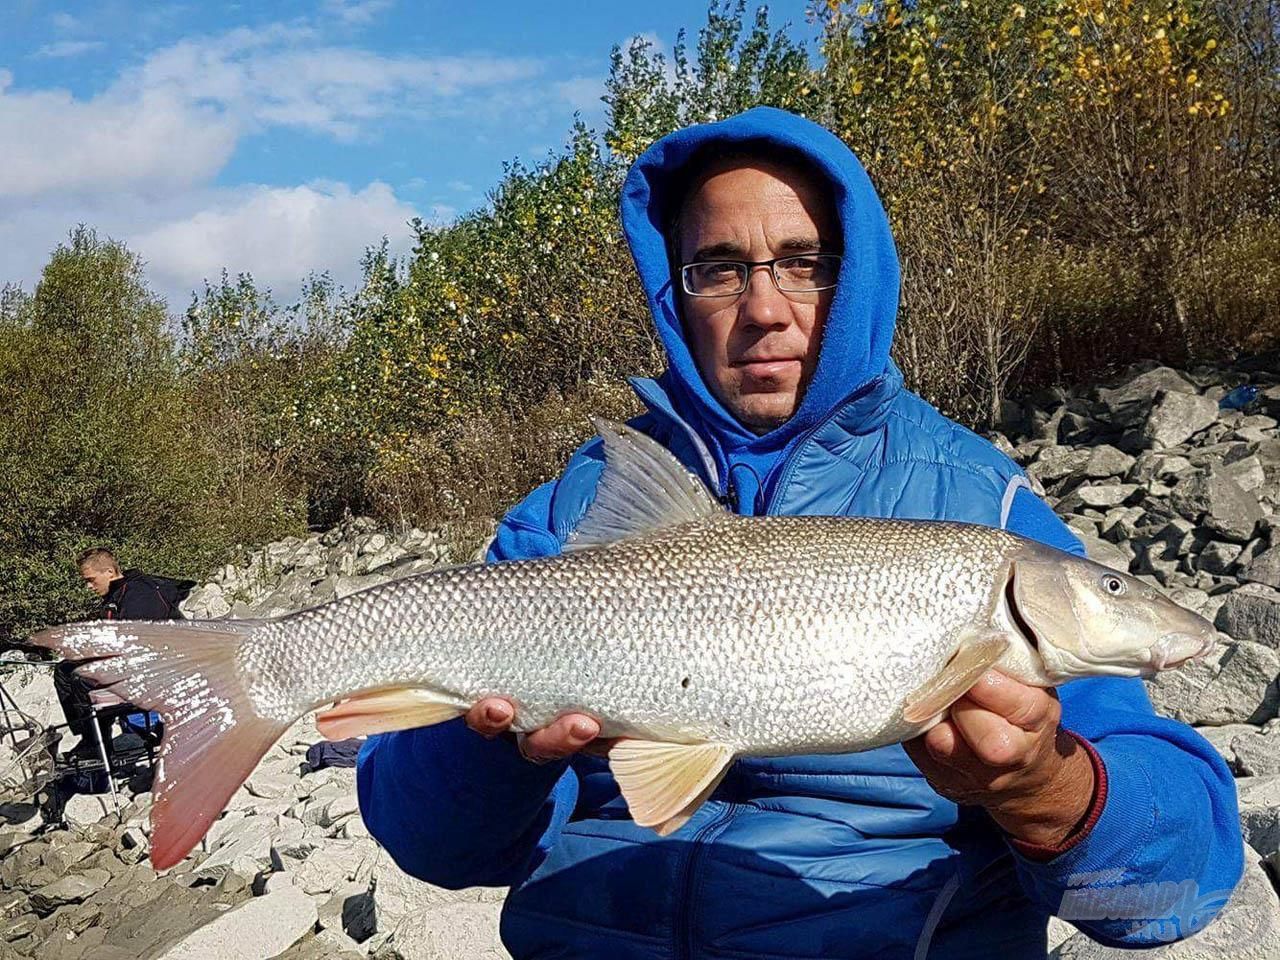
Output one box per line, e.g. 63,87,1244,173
902,670,1096,848
465,697,606,761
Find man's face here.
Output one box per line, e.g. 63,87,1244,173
80,565,117,597
676,161,839,434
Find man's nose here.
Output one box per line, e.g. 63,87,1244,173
738,264,790,329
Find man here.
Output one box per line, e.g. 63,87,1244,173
54,547,193,761
357,108,1242,957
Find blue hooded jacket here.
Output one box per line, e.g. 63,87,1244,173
357,107,1242,959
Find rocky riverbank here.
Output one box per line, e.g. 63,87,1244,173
2,356,1279,959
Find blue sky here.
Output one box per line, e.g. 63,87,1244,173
0,1,816,311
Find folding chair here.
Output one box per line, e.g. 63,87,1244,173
83,688,161,817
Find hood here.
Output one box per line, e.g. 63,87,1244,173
619,106,901,459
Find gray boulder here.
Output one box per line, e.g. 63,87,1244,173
1078,533,1133,573
1237,775,1280,860
1075,483,1141,509
28,871,109,915
155,883,318,960
1170,469,1263,543
1231,727,1280,777
385,900,510,960
1142,390,1219,450
1031,446,1093,484
1241,547,1280,590
1096,367,1196,427
1080,445,1137,480
1222,455,1266,493
1196,541,1243,576
1145,640,1279,726
1216,585,1280,648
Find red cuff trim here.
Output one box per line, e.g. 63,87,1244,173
1008,731,1108,863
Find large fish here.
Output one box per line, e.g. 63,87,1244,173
32,420,1217,870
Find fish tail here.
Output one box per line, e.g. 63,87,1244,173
31,619,292,870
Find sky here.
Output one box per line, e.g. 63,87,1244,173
0,1,815,313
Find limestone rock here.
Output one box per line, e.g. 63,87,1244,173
385,900,509,960
193,816,277,883
1170,469,1264,543
1145,640,1279,726
155,884,318,960
1196,541,1243,576
1216,585,1280,648
1075,483,1141,508
1078,533,1133,573
1031,446,1093,484
1097,367,1196,427
1241,547,1280,590
1142,390,1219,449
60,795,111,829
28,871,109,915
1193,723,1261,770
1231,728,1280,777
1081,445,1137,480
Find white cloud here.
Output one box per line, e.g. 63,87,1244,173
32,40,106,59
1,24,545,200
0,180,419,308
323,0,395,25
554,75,605,117
0,83,237,198
134,181,419,303
51,12,79,32
1,18,590,309
129,27,544,139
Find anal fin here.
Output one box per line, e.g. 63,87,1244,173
607,739,734,835
902,633,1010,724
316,687,463,739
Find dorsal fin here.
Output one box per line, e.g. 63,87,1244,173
564,418,724,552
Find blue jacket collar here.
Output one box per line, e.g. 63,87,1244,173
630,361,904,504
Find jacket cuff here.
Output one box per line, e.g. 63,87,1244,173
1007,731,1108,862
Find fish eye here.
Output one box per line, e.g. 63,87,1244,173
1101,574,1126,596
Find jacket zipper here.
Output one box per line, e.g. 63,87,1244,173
674,800,738,960
762,372,892,514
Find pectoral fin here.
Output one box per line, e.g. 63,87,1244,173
316,687,464,739
902,633,1010,724
608,739,734,836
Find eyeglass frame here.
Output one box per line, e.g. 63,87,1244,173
678,252,844,298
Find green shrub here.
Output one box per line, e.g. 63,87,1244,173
0,229,304,645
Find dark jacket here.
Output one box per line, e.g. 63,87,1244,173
100,570,195,621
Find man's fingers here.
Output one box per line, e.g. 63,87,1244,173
521,714,600,760
466,698,515,738
963,671,1057,730
949,695,1025,768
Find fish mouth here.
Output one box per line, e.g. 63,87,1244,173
1147,632,1217,671
1005,565,1041,653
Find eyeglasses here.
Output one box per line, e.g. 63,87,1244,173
680,253,843,298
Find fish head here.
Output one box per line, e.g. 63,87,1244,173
1004,546,1219,682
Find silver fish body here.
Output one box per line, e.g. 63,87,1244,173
253,514,1025,755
